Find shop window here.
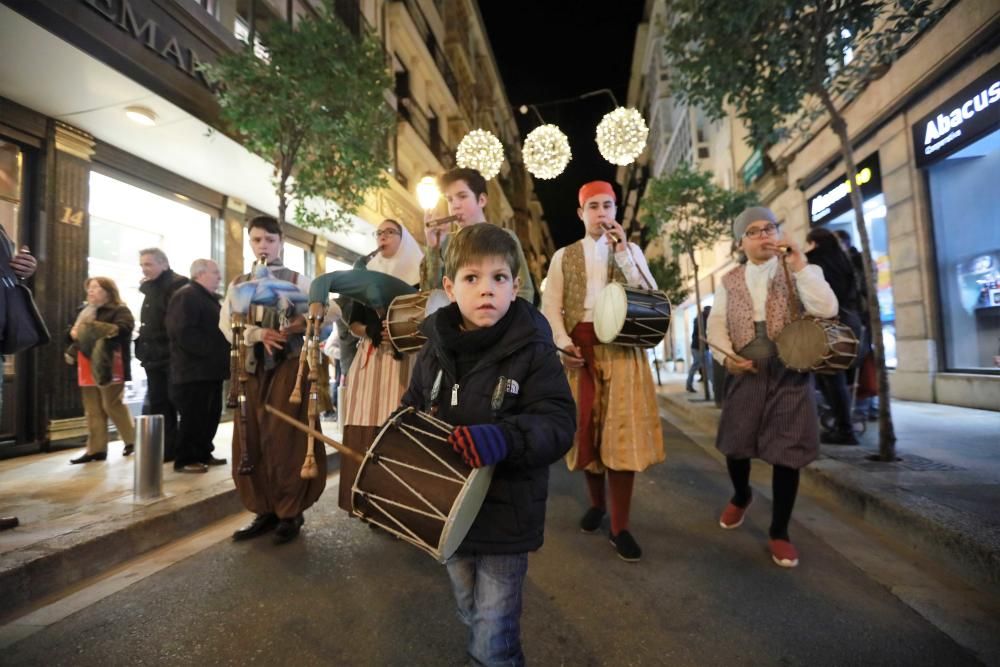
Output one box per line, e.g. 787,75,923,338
820,194,896,368
928,130,1000,372
88,172,214,410
0,141,23,438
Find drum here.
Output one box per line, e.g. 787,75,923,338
351,407,493,563
776,318,859,374
594,282,671,348
386,290,451,354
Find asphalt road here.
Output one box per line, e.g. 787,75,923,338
3,419,977,666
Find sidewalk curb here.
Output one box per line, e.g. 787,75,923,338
657,391,1000,587
0,481,243,615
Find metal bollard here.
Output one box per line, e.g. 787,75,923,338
134,415,164,501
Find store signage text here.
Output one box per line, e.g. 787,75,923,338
913,62,1000,168
807,153,882,226
81,0,211,86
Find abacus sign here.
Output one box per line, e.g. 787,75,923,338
807,153,882,225
913,62,1000,169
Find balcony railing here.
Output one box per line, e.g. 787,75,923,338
395,0,460,101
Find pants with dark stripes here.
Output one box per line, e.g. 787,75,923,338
726,457,799,541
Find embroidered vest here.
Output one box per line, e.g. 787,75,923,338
722,263,792,351
562,240,626,334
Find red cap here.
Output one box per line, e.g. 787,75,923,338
578,181,616,207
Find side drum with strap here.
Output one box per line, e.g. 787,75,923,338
593,282,671,349
386,289,451,354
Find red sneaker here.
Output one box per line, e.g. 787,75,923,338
769,539,799,568
719,497,752,529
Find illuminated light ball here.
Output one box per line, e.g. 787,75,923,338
522,124,572,180
595,107,649,166
455,129,504,180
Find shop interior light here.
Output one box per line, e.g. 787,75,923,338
416,175,440,210
124,105,158,127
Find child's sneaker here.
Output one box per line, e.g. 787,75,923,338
769,539,799,568
719,497,752,529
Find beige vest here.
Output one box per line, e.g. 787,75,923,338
562,240,626,334
722,264,792,351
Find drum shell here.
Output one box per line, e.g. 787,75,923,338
776,318,859,374
352,408,492,562
595,283,671,349
386,290,450,354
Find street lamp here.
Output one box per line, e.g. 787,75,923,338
416,175,440,211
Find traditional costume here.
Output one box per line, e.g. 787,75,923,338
220,260,326,538
338,224,424,513
706,206,838,568
541,181,664,561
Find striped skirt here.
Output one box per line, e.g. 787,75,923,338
716,356,819,469
342,337,416,428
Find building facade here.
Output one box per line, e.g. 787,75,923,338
622,0,1000,412
0,0,550,452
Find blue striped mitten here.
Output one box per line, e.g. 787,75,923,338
448,424,508,468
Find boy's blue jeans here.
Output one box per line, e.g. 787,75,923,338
445,552,528,667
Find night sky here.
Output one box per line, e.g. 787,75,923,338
477,0,647,250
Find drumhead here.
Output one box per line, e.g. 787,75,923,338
594,282,627,344
777,319,829,371
438,465,494,562
424,289,451,318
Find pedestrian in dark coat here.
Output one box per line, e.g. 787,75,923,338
166,259,230,472
136,248,188,462
807,227,863,445
400,224,575,667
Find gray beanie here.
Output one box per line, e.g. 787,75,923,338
733,206,778,241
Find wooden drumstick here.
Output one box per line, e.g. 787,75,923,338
698,336,758,374
265,404,364,463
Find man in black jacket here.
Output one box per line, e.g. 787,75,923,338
166,259,230,472
136,248,188,462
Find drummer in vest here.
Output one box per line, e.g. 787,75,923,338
706,206,838,568
219,215,327,545
540,180,664,562
421,167,535,303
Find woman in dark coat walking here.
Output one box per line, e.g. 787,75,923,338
806,227,863,445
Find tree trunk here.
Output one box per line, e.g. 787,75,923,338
690,251,710,402
278,170,289,226
819,89,896,460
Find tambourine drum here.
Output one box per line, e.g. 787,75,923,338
776,318,859,374
594,282,671,348
386,290,451,354
351,408,493,563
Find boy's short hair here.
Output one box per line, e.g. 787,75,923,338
438,168,487,200
444,224,520,280
247,215,283,237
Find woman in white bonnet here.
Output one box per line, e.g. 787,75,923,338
337,219,423,513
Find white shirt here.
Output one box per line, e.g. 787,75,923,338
541,235,657,351
706,256,838,360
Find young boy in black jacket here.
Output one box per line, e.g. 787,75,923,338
400,223,575,667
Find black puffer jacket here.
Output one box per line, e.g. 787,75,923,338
165,282,229,385
135,269,188,370
401,299,576,554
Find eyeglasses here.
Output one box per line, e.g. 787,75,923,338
744,223,779,239
374,229,400,239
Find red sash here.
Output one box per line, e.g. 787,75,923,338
570,322,600,470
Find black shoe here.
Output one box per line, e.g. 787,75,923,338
123,444,134,456
205,456,228,466
70,452,107,464
609,530,642,562
0,516,19,531
579,507,606,533
273,514,304,544
175,463,209,473
822,430,859,445
232,513,278,541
